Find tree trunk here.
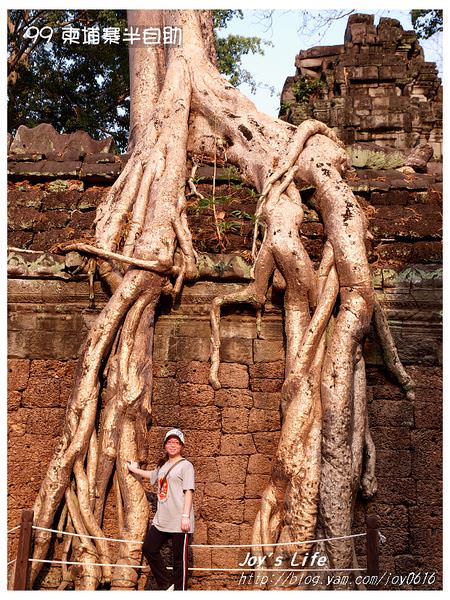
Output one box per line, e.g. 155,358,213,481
27,9,414,591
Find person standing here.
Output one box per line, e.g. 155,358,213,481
126,428,195,591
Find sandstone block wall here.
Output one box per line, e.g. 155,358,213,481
7,138,442,589
7,277,442,590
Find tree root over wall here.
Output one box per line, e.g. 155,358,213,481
21,10,414,591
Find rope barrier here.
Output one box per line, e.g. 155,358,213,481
7,526,21,534
29,559,149,570
31,525,366,549
173,567,367,572
191,532,366,549
28,559,366,573
32,526,143,545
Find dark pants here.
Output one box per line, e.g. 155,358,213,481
142,525,190,590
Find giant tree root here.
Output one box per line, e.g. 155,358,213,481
26,10,415,591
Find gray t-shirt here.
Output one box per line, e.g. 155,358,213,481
150,459,195,533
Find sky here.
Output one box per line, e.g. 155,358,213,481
218,8,443,117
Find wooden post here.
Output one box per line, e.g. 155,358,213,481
13,509,34,590
365,514,380,587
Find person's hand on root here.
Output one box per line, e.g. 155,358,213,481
126,460,139,474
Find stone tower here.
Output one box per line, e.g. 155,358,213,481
280,14,442,159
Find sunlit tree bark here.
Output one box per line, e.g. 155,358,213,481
26,9,414,590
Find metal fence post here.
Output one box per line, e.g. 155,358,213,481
13,509,34,590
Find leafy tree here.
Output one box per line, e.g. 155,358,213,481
213,10,270,91
410,9,443,39
8,10,130,151
7,9,267,152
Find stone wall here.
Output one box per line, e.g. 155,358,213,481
280,14,442,158
7,131,442,589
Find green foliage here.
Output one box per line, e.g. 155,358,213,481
292,77,324,104
8,9,268,151
280,101,293,114
8,10,129,151
230,208,258,223
212,9,271,92
410,9,443,39
215,34,269,91
212,9,243,29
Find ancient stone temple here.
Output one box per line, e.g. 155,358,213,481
7,14,442,592
280,14,442,158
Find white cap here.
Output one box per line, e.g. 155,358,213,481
164,428,185,445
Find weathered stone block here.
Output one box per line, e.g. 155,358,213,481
8,206,42,230
77,188,105,210
220,434,256,456
253,339,284,362
191,458,219,483
152,361,177,378
182,430,221,457
207,483,245,500
200,496,244,523
375,477,416,505
249,361,284,379
239,523,253,544
211,547,247,570
21,377,63,408
192,547,211,569
168,336,210,362
179,383,215,406
415,480,442,506
9,123,114,157
376,449,411,477
8,231,33,249
248,409,280,433
252,391,282,410
216,456,248,484
207,522,241,544
221,407,250,433
42,190,82,210
8,358,30,391
409,505,441,530
414,401,442,429
69,209,95,230
250,378,283,392
79,163,122,179
29,359,77,381
8,390,22,411
245,474,270,498
217,363,249,388
409,528,442,557
219,338,253,365
152,377,179,405
370,426,411,452
24,407,65,436
379,526,410,554
379,65,407,80
369,399,414,427
252,432,280,455
243,499,261,523
247,454,273,474
8,188,44,210
178,406,221,429
176,361,210,385
214,388,253,408
350,66,379,80
411,430,441,479
151,403,180,427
